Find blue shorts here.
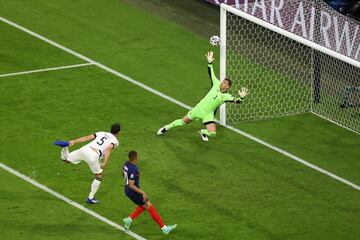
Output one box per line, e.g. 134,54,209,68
125,189,148,206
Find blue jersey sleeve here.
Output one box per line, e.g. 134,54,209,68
127,167,138,181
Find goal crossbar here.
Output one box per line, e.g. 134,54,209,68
219,3,360,134
220,3,360,69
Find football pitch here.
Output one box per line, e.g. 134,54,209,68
0,1,359,239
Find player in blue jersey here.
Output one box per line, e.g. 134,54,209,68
122,151,177,235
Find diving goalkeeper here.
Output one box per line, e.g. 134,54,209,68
157,51,249,141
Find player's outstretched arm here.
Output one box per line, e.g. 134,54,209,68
69,134,95,147
206,51,220,86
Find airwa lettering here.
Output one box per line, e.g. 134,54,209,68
208,0,360,61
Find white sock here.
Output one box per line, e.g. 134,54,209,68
88,178,101,199
61,147,69,160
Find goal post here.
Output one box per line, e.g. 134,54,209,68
219,2,360,134
219,5,227,126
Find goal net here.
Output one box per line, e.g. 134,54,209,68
219,0,360,134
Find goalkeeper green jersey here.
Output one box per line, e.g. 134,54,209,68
194,63,240,113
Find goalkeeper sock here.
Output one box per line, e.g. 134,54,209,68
200,129,216,137
166,119,185,130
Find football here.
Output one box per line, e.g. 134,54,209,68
210,35,220,46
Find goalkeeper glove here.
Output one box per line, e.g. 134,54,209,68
206,51,215,64
238,87,249,99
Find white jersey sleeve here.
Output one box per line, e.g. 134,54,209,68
87,131,119,159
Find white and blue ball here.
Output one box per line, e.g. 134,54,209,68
210,35,221,46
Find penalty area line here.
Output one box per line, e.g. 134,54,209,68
0,62,94,78
0,16,358,191
0,162,147,240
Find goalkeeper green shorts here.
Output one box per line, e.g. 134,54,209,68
187,106,215,123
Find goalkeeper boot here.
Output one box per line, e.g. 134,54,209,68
157,125,168,135
123,217,132,231
198,131,209,142
162,224,177,235
54,140,69,148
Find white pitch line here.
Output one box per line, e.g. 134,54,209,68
0,16,359,192
223,124,360,190
0,62,93,78
0,162,146,240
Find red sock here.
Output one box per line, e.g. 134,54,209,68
130,206,145,220
147,205,165,228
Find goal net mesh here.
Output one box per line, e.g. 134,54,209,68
222,0,360,133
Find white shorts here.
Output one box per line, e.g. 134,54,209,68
67,145,103,174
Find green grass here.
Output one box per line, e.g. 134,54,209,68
0,0,359,239
0,169,134,240
0,21,82,73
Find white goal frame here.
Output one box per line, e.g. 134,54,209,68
219,3,360,133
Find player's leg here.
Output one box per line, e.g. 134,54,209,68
83,147,103,203
146,201,177,235
61,148,70,162
123,205,145,230
123,194,176,234
54,140,71,162
168,115,191,130
142,201,177,235
198,114,217,141
86,172,103,204
54,140,86,164
65,148,84,165
123,192,147,230
157,114,192,135
129,205,146,220
201,122,217,137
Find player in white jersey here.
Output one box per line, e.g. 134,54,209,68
54,123,121,204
